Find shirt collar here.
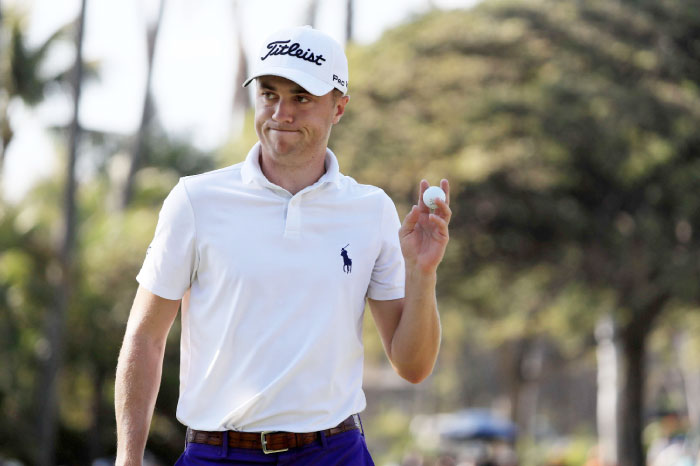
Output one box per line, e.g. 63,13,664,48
241,142,342,189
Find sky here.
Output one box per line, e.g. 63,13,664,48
2,0,477,202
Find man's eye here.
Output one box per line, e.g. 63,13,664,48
296,96,310,103
262,92,275,100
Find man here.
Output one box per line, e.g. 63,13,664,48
115,25,451,465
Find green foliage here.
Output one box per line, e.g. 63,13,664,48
8,18,71,105
331,0,700,459
333,0,700,356
364,408,417,465
0,199,58,463
142,128,216,178
518,431,597,466
0,7,99,156
0,120,210,462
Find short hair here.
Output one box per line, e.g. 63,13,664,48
331,89,347,109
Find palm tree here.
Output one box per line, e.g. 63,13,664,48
345,0,354,44
36,0,87,463
306,0,319,26
231,0,250,129
119,0,166,209
0,0,6,166
0,8,73,174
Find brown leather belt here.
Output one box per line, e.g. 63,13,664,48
186,414,361,454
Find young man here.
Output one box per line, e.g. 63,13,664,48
115,26,451,465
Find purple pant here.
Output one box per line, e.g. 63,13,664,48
174,429,375,465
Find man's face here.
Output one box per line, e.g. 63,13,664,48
254,75,348,164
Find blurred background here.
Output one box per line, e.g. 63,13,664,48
1,0,699,465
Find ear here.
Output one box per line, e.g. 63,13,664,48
332,95,350,124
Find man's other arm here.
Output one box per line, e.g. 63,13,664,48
368,272,440,384
115,286,180,466
368,179,450,384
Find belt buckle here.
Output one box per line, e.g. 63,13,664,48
260,431,289,454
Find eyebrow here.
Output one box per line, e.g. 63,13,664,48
258,80,310,95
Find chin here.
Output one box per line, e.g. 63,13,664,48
268,135,303,154
264,140,296,158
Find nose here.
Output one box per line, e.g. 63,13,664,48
272,98,294,123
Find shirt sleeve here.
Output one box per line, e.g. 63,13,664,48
367,193,406,300
136,179,198,300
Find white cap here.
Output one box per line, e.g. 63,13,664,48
243,26,349,96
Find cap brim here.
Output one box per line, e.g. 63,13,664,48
243,67,335,97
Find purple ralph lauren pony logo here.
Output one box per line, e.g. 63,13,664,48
340,244,352,274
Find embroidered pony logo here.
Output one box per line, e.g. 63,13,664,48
340,244,352,274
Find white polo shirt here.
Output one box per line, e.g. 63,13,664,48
136,142,405,432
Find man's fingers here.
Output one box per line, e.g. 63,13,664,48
429,213,450,238
433,198,452,225
400,205,420,236
440,178,450,205
429,214,450,240
418,179,429,212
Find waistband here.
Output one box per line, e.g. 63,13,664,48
186,414,362,454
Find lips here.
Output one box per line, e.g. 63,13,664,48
268,125,298,133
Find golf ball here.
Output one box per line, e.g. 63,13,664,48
423,186,446,210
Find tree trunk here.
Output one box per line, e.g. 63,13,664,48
231,0,250,133
595,314,618,466
615,291,669,466
345,0,354,44
37,0,87,464
617,325,646,466
506,341,522,427
305,0,319,27
509,337,544,442
0,104,8,175
0,98,10,176
120,0,165,209
0,0,7,174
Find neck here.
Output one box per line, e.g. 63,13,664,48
259,147,327,195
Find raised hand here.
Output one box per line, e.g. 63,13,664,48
398,179,451,274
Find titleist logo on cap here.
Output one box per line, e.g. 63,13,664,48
261,40,326,66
